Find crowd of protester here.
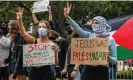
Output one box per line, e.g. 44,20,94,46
0,5,117,80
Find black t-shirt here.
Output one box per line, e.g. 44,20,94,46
58,38,69,70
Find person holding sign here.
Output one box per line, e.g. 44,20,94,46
49,30,69,78
62,23,83,80
64,5,117,80
31,5,56,31
16,8,59,80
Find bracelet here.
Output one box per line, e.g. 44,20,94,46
73,69,77,72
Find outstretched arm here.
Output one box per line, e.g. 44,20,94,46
48,5,52,21
66,17,91,38
17,8,35,44
32,13,39,24
64,4,91,38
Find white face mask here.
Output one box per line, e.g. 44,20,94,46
38,28,47,37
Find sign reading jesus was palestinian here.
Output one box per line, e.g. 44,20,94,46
23,43,55,67
71,37,109,65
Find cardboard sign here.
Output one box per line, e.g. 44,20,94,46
71,37,109,65
23,43,55,67
32,0,49,13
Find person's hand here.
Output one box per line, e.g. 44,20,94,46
47,5,51,13
30,7,33,13
52,43,58,52
105,50,110,61
71,70,77,78
64,4,72,18
16,7,24,21
61,67,67,75
47,5,51,10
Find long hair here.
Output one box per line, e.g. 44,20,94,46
8,20,19,31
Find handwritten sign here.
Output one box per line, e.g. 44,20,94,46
23,43,55,67
32,0,49,13
71,37,109,65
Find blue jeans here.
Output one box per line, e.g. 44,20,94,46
109,67,117,80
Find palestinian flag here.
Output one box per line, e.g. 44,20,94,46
83,15,133,60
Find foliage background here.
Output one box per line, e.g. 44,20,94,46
0,1,133,37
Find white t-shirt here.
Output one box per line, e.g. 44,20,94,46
0,36,10,67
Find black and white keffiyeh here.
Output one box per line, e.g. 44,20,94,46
92,16,111,36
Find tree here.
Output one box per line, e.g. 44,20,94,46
0,1,133,37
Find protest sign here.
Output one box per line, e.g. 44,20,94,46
32,0,49,13
23,43,55,67
71,37,109,65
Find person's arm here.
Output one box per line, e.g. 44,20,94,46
0,36,10,48
48,5,52,21
109,37,117,64
17,8,35,44
54,43,59,66
71,64,80,77
55,51,59,66
66,17,91,38
64,4,91,38
32,13,39,24
73,64,80,70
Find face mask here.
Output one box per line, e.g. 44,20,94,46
92,24,107,35
38,28,47,37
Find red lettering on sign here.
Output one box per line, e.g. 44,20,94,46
28,44,51,53
38,44,44,50
72,52,90,61
25,59,33,64
73,52,78,60
28,45,34,53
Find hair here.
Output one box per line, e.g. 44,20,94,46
50,30,60,37
0,21,9,36
0,29,3,36
9,20,19,31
